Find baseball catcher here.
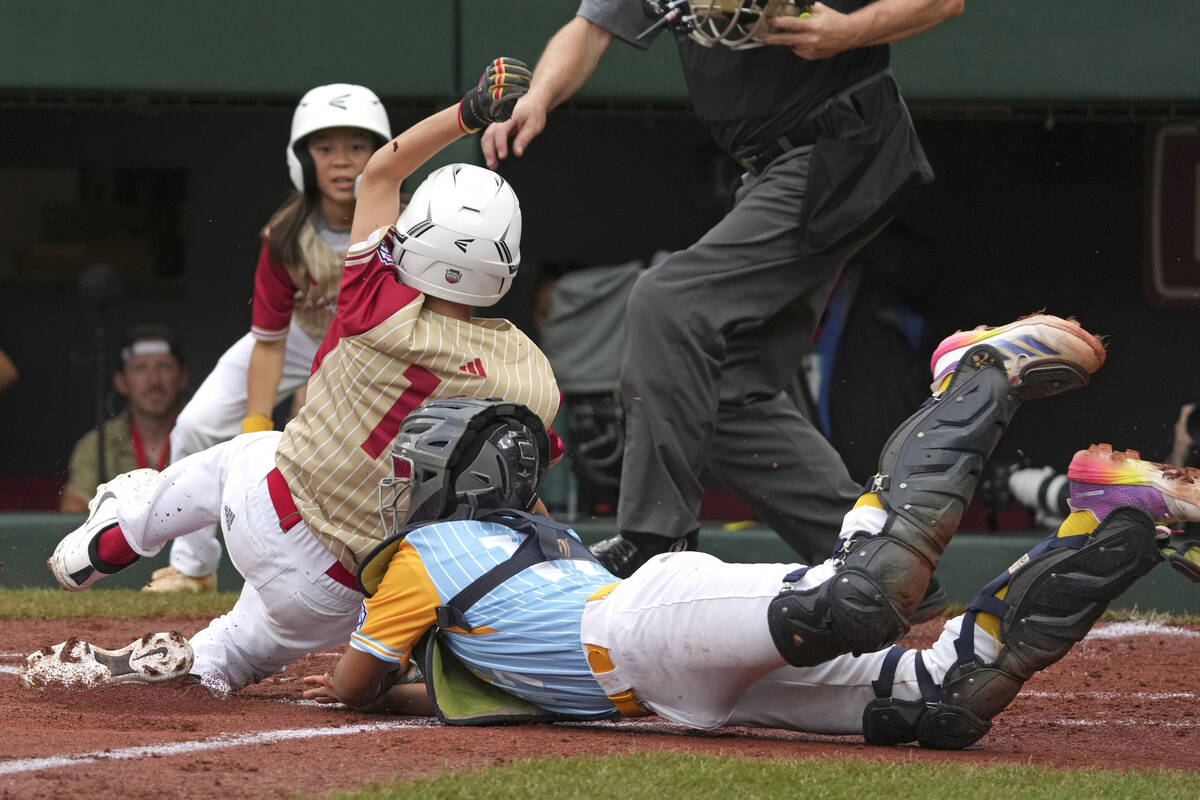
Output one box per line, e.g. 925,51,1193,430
299,318,1200,747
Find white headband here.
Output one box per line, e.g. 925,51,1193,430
120,339,172,364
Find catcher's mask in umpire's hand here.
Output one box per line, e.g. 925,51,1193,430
641,0,812,50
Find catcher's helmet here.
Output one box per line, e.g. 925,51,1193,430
644,0,811,50
286,83,392,193
379,397,548,531
393,163,521,307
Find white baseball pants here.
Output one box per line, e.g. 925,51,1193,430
166,322,322,578
580,551,997,733
113,431,362,691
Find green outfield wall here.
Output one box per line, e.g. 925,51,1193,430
3,513,1195,615
1,1,1197,102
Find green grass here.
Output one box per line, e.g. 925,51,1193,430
0,587,238,619
311,754,1200,800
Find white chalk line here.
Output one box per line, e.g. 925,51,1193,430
1084,620,1200,639
1051,718,1200,729
1024,690,1197,700
0,719,440,776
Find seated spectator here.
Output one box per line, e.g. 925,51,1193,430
60,325,188,512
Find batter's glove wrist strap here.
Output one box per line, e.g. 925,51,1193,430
458,57,532,135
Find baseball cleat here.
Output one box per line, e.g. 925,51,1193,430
1067,444,1200,524
590,531,697,579
142,565,218,593
48,488,122,591
929,314,1105,400
19,631,193,689
47,469,157,591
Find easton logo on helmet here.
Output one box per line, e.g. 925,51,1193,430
445,268,462,284
453,238,474,253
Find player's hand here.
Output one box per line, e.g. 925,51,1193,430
481,97,547,169
459,57,532,135
761,3,859,60
301,672,343,704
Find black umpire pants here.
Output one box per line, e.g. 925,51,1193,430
616,70,932,565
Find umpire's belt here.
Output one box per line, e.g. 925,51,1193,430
733,119,820,176
266,467,359,591
733,69,893,176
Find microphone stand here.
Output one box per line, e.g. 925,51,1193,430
77,262,125,488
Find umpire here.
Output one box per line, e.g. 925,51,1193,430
483,0,962,576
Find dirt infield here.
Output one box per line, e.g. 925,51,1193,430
3,615,1199,799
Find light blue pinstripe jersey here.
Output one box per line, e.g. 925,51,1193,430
405,518,618,717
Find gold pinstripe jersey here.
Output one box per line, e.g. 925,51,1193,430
287,222,345,339
275,226,560,571
253,218,346,341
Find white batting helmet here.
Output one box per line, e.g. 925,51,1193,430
393,164,521,307
286,83,392,192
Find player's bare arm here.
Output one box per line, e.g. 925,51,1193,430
243,338,287,432
482,17,612,169
763,0,962,60
302,648,433,715
354,57,531,244
351,106,465,245
301,646,394,709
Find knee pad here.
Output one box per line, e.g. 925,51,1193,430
767,562,910,668
874,345,1020,569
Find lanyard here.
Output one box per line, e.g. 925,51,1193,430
129,419,171,472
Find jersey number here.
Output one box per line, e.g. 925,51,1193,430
360,364,442,460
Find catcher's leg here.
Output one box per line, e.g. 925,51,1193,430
767,315,1105,667
727,447,1200,741
861,443,1200,749
862,505,1162,748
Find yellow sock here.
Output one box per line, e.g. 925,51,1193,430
976,510,1100,643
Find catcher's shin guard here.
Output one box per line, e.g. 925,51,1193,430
866,344,1021,611
862,506,1162,749
768,346,1019,667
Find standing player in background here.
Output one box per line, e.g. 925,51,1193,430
35,59,556,695
146,84,393,593
482,0,962,581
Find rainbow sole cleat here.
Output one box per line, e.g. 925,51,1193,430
929,314,1105,400
1067,444,1200,524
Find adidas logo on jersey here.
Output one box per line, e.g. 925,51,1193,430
460,358,486,377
